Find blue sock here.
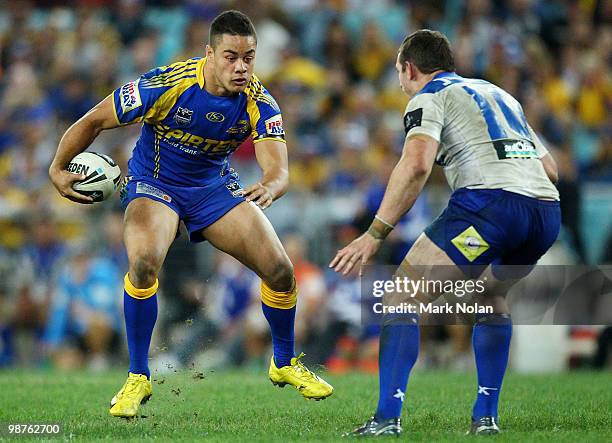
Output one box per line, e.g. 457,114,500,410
472,313,512,420
124,287,158,378
261,302,295,367
375,313,419,421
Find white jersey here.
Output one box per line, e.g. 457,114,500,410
404,72,559,200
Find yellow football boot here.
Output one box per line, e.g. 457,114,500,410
109,372,152,418
269,353,333,400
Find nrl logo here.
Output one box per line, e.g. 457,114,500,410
174,107,193,126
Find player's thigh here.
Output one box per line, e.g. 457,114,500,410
201,201,293,290
404,234,511,313
392,233,466,305
124,197,180,283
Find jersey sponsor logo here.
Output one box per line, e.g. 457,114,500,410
120,80,142,113
135,182,172,202
160,128,205,147
404,108,423,134
265,115,284,136
493,139,537,160
206,112,225,123
154,125,243,156
174,107,193,126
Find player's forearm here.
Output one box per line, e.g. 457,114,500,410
261,166,289,200
377,156,431,226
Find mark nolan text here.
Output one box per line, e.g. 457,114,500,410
373,302,493,315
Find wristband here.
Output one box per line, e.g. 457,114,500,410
374,215,395,229
367,215,395,240
367,226,388,240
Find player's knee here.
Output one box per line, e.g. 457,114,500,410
130,253,161,288
263,255,294,292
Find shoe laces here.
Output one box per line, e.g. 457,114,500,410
292,353,320,381
123,375,144,397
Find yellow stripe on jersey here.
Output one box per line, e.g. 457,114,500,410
143,76,199,123
140,67,199,88
141,76,197,91
111,94,123,126
245,76,278,109
140,59,199,88
253,137,287,144
197,58,206,88
246,95,261,139
153,133,161,178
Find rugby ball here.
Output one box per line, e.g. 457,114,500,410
69,152,121,202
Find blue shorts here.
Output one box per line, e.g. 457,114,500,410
425,188,561,277
120,170,245,243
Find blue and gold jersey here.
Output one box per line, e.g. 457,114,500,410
112,57,285,187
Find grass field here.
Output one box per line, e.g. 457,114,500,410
0,368,610,442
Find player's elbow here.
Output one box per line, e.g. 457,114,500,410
401,156,432,179
69,109,107,140
412,161,432,178
401,136,437,179
541,154,559,184
78,95,119,133
280,169,290,196
274,167,290,198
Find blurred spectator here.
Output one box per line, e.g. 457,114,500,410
43,247,122,370
284,232,325,348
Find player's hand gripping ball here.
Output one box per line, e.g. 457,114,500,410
68,152,122,202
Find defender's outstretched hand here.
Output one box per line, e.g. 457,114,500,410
330,233,382,276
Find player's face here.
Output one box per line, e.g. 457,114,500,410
396,54,412,96
207,34,257,95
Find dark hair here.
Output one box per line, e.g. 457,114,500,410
209,10,257,48
398,29,455,74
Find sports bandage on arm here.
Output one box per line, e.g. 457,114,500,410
367,215,395,240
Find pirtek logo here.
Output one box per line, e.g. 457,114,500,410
159,128,242,155
67,162,89,176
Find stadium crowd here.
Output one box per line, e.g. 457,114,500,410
0,0,610,371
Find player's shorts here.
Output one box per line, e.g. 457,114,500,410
424,188,561,278
120,169,245,243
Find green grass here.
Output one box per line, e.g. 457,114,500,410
0,369,610,442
